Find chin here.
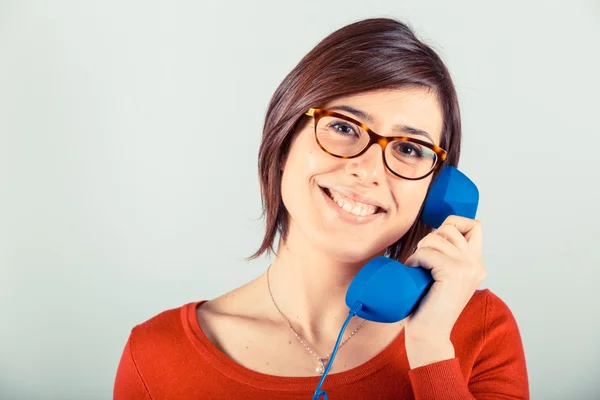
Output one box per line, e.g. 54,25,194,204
319,242,386,265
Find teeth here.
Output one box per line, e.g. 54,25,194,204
342,202,353,213
326,188,378,217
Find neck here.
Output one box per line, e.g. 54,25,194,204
265,227,378,347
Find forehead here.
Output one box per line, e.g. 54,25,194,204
323,88,444,144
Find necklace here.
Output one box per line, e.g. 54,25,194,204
266,265,368,374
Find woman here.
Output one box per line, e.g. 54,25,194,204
114,18,529,399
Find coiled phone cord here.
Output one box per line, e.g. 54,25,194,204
312,301,363,400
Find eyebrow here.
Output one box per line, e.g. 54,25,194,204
327,105,435,143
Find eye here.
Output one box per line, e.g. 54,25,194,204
327,121,358,137
394,142,424,158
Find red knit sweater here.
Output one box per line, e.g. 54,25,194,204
113,289,529,399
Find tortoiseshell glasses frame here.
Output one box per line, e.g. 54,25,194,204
305,108,447,181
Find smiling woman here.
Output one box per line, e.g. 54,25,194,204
114,17,529,400
280,88,445,262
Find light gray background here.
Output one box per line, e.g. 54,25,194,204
1,1,599,399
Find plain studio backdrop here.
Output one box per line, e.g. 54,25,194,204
1,0,599,399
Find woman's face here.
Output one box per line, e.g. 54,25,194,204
280,87,444,263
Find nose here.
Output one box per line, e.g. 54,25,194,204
344,144,385,187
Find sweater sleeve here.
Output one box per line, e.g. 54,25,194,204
113,334,153,400
408,291,529,399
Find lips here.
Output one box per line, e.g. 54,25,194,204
321,186,383,217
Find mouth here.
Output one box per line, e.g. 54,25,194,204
320,186,385,217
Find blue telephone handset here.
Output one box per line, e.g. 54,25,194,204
344,165,480,323
313,166,479,399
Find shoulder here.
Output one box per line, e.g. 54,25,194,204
132,303,187,334
127,302,200,355
482,289,520,325
464,289,516,319
458,288,523,342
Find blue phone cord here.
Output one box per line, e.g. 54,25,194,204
312,302,363,400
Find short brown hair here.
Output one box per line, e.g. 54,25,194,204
250,18,462,263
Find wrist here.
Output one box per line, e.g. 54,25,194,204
405,335,455,369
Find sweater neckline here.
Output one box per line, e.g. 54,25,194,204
182,300,407,392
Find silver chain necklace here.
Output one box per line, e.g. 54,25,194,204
266,265,368,374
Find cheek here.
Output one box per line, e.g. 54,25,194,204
284,132,339,182
280,134,325,206
391,179,431,221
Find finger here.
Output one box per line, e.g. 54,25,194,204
417,232,462,260
406,247,485,287
434,224,470,254
440,215,481,237
439,216,483,255
405,247,449,272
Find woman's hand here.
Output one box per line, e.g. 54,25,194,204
403,215,486,369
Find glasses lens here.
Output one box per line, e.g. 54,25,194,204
384,139,438,179
316,116,369,157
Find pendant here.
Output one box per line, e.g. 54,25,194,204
316,357,329,375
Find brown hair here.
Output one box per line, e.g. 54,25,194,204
249,17,462,263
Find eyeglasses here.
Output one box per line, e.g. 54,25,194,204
305,108,447,180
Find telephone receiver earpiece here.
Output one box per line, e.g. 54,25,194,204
345,166,480,323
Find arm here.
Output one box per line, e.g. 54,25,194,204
407,291,529,400
113,335,153,400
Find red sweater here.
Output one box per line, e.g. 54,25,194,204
114,289,529,399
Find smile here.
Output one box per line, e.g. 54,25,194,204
320,187,382,217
